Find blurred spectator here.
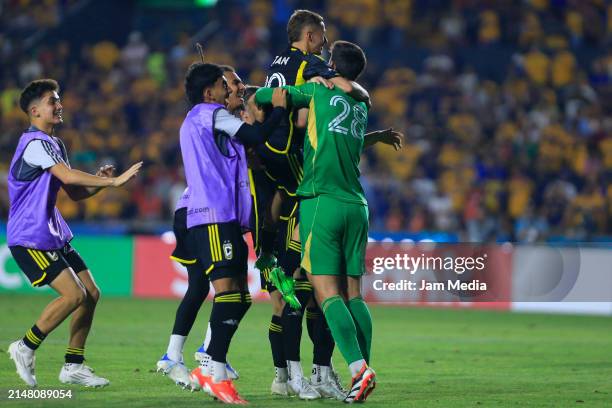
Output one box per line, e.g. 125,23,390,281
0,0,610,242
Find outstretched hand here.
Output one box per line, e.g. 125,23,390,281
112,162,143,187
375,128,403,151
96,164,115,178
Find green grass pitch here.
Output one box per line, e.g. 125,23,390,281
1,294,611,407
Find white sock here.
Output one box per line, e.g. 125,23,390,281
349,359,366,377
212,360,228,382
287,360,303,381
166,334,186,362
275,367,288,382
203,322,212,351
311,364,330,383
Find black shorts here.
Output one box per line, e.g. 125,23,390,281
9,243,88,287
277,196,300,252
187,221,248,282
171,208,197,266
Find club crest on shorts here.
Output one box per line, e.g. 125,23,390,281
46,251,59,262
223,240,233,260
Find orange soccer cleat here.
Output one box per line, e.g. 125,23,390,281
190,367,247,404
344,363,376,403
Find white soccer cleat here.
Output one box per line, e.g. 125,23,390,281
8,340,37,388
156,354,199,391
271,378,289,396
194,347,239,380
287,376,321,400
59,363,109,387
311,365,346,400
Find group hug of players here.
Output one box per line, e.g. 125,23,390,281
6,8,402,405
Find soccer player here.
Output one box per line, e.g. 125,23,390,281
157,65,248,390
240,86,303,397
255,9,370,400
177,62,287,404
7,79,142,388
192,64,246,373
255,41,402,403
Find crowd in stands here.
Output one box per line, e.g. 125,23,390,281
1,0,611,241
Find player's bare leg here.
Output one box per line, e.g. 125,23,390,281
59,270,109,387
38,269,87,332
9,268,86,387
67,270,99,351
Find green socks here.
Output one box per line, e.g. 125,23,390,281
321,295,363,365
348,296,373,364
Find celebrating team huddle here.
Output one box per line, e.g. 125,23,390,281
7,8,402,405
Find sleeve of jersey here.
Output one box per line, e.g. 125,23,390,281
302,54,338,80
255,85,313,110
287,84,315,109
23,139,65,170
233,107,286,147
214,109,245,138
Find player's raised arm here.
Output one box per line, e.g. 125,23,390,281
255,84,315,110
364,128,404,151
231,88,288,147
52,161,142,191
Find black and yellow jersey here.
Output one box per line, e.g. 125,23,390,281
263,46,336,154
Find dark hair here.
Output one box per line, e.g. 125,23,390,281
330,41,367,81
184,62,223,106
19,79,59,113
243,85,260,102
219,65,236,73
287,9,324,44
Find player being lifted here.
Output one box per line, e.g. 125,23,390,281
175,62,287,404
157,65,246,389
256,41,402,403
253,9,370,400
7,79,142,388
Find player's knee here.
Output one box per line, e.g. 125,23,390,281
66,286,87,309
88,286,101,304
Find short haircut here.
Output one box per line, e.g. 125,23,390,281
19,79,59,113
219,65,236,73
330,41,367,81
287,9,324,44
243,85,260,102
184,62,223,106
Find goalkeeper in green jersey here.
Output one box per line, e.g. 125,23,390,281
255,40,402,403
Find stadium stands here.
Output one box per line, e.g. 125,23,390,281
1,0,611,242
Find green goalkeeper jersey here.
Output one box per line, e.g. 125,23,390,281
255,83,368,205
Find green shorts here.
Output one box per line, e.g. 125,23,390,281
299,195,368,276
